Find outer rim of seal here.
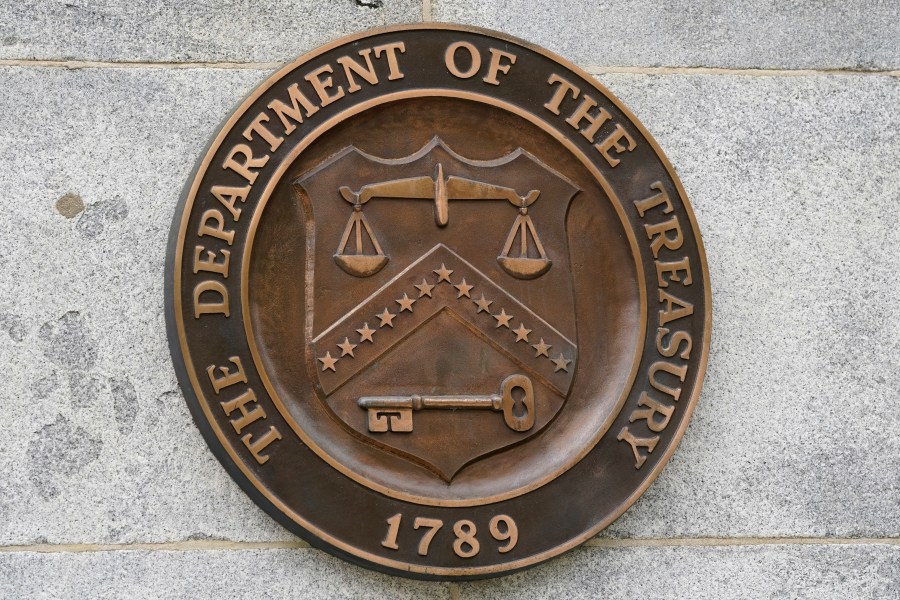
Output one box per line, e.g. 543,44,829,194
165,22,712,580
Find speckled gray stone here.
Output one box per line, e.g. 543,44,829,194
434,1,900,70
0,548,449,599
0,0,422,63
0,65,898,549
593,72,900,539
459,544,900,599
0,66,289,545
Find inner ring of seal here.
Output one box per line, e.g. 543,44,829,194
239,89,648,507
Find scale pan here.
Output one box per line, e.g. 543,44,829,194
334,254,389,277
497,256,552,279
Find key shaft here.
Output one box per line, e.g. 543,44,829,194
358,394,503,411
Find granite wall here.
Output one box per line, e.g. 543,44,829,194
1,1,898,598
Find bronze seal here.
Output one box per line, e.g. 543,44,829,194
166,24,710,580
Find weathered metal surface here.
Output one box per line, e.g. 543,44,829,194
165,24,711,580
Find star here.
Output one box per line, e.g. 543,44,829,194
415,279,435,298
396,293,416,312
434,263,453,283
493,309,513,328
454,278,474,298
356,323,375,343
532,338,552,358
513,323,532,342
377,308,396,328
473,294,493,314
318,352,338,372
337,337,357,357
551,353,572,372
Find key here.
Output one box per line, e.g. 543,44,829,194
359,374,535,433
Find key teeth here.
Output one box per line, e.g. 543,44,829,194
368,408,414,433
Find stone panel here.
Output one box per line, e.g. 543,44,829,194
0,66,897,547
459,544,900,599
0,0,422,63
594,72,900,539
0,544,895,598
0,548,449,599
434,1,900,70
0,66,287,545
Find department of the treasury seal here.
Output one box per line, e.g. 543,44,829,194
165,24,711,580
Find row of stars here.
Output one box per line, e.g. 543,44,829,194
318,262,572,374
318,277,435,372
441,263,572,374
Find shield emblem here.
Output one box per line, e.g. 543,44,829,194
294,138,580,481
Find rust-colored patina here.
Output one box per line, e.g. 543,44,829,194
166,24,711,580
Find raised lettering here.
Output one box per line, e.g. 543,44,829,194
658,288,695,326
617,426,659,469
645,215,684,257
242,112,283,152
373,42,406,80
565,94,612,143
197,209,235,245
206,356,247,394
656,257,693,288
267,83,320,134
544,73,579,115
223,143,269,185
649,360,688,402
337,48,379,93
656,327,693,360
483,48,516,85
595,123,636,167
243,426,282,465
221,388,266,435
193,280,229,318
634,182,673,217
210,185,250,221
445,41,481,79
193,246,230,277
304,64,345,107
629,392,675,433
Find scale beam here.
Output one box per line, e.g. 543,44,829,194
339,162,540,227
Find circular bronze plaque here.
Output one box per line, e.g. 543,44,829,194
166,24,710,580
